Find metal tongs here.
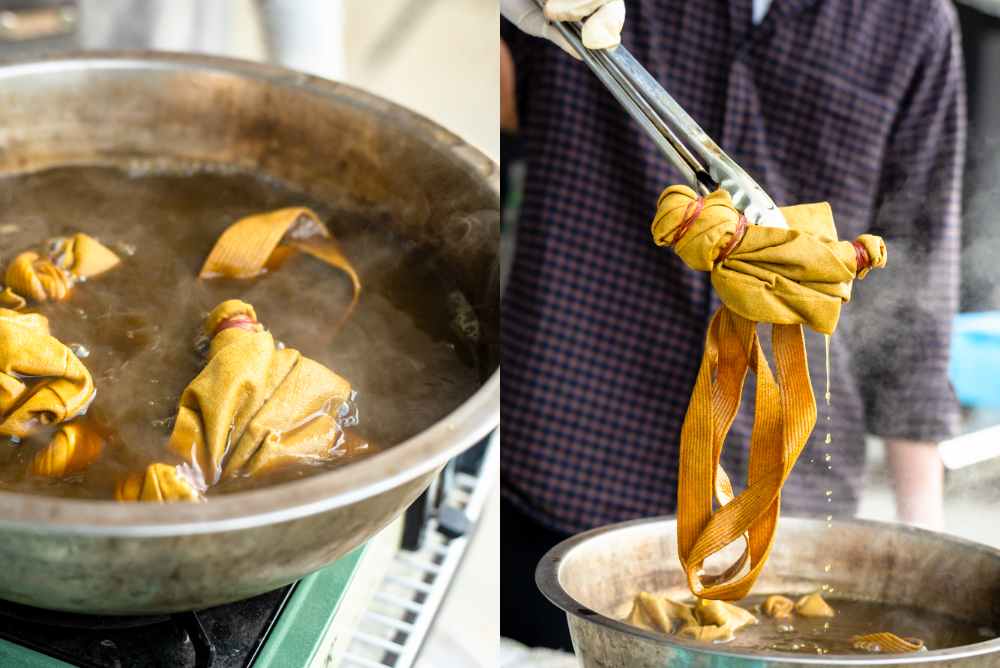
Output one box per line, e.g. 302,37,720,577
536,2,788,229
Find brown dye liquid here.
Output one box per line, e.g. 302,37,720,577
0,166,479,499
727,595,988,654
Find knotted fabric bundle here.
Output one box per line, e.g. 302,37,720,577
0,309,95,438
32,423,103,477
652,186,885,335
200,207,360,322
1,233,120,308
652,186,886,601
117,300,355,502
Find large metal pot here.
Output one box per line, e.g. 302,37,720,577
537,516,1000,667
0,53,499,614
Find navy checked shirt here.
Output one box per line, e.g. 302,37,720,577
501,0,965,536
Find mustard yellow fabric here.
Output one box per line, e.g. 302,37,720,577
0,288,25,310
118,300,354,503
199,207,360,317
0,309,95,438
32,424,102,477
795,593,836,617
3,233,119,305
623,592,697,634
850,633,925,653
652,186,886,335
116,463,201,502
675,599,757,643
56,233,121,278
5,253,70,302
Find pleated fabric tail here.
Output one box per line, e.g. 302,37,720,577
677,306,816,601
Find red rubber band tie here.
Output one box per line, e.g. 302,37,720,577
669,197,705,251
214,313,259,337
717,214,749,263
850,241,872,272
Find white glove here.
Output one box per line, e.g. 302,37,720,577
501,0,625,59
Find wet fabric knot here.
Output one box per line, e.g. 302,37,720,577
0,309,96,439
669,197,705,251
850,633,925,653
1,234,120,307
5,253,71,303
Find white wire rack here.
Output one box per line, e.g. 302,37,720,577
340,430,498,668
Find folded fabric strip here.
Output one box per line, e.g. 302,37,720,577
0,309,95,438
200,207,360,321
5,253,69,303
118,300,356,502
653,186,886,601
652,186,885,335
763,595,795,619
116,462,201,502
850,633,925,653
2,233,120,306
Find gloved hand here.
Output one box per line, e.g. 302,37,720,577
501,0,625,58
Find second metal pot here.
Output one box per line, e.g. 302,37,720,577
537,516,1000,667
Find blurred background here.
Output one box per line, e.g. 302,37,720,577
0,1,497,666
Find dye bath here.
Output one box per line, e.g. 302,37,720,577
0,166,479,499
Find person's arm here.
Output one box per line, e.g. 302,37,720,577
502,38,518,133
884,439,944,530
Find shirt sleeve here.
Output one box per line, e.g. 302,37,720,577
849,2,965,442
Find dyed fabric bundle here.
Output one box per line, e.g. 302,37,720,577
850,633,925,653
0,309,95,438
652,186,884,335
651,186,886,601
117,300,357,502
623,591,756,642
0,233,120,308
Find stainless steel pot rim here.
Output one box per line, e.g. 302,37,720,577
0,52,500,536
536,515,1000,664
0,51,500,185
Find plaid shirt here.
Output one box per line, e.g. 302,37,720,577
501,0,965,535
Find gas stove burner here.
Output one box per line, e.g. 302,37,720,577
0,584,296,668
0,598,171,629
